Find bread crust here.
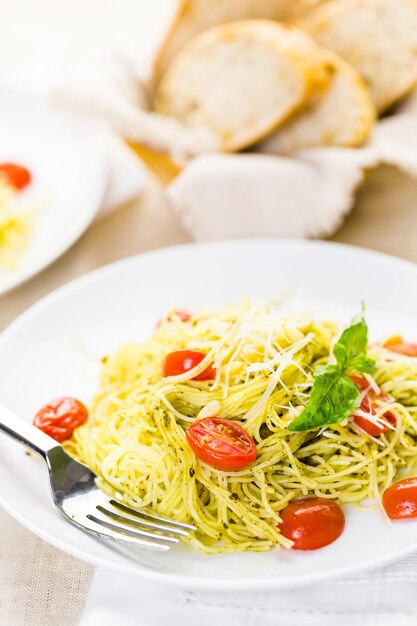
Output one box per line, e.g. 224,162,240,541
153,0,299,82
299,0,417,112
259,49,375,154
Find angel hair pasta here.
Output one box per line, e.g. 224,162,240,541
64,301,417,553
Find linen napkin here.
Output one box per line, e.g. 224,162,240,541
98,128,147,217
53,54,417,240
81,555,417,626
169,113,417,240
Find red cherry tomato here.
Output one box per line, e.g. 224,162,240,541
162,349,215,380
33,397,88,443
385,342,417,357
350,376,396,437
167,310,191,322
279,497,345,550
0,163,31,190
156,310,191,328
383,477,417,519
186,417,257,471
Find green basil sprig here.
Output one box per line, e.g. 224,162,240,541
288,313,376,432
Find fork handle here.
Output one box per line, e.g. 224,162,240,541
0,404,58,459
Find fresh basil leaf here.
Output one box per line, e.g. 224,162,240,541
288,371,360,432
287,311,375,432
348,354,376,374
313,363,337,377
333,315,375,373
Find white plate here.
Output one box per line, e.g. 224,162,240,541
0,86,108,294
1,239,417,591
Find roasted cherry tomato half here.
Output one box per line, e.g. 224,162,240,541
156,310,191,328
166,310,191,323
162,349,215,380
350,375,396,437
186,417,257,471
279,497,345,550
33,397,88,442
0,163,31,190
383,477,417,520
384,339,417,357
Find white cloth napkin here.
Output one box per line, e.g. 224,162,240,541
81,555,417,626
168,113,417,240
167,147,377,239
98,128,147,217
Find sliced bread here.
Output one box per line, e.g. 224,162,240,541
153,20,333,152
299,0,417,112
259,50,375,155
153,0,298,79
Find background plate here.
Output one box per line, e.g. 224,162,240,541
0,86,108,294
1,239,417,591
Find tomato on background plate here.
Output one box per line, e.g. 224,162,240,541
383,477,417,520
165,310,191,323
350,375,396,436
33,397,88,443
384,337,417,357
186,417,257,471
0,162,31,190
279,497,345,550
157,310,191,327
162,349,215,380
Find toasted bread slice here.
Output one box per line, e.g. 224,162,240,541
154,0,298,79
299,0,417,112
259,50,375,155
153,20,333,152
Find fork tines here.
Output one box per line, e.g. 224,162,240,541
85,499,196,551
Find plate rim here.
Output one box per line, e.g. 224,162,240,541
2,237,417,590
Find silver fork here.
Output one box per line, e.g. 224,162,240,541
0,404,196,551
